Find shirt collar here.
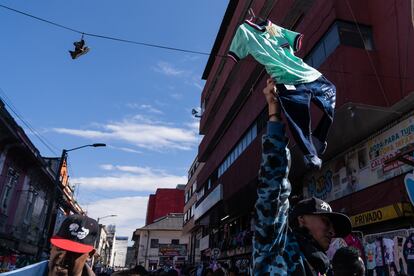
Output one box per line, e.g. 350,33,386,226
245,19,271,32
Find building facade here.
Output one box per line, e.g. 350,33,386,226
106,224,116,267
113,236,128,268
134,214,188,271
0,99,56,265
194,0,414,270
182,157,204,265
146,186,185,225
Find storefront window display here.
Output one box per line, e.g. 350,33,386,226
327,229,414,276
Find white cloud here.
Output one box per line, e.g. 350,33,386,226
170,93,184,100
152,61,185,76
73,165,186,191
84,196,148,241
108,146,142,154
53,116,198,151
126,103,163,114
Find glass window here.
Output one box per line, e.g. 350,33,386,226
324,24,340,57
251,124,257,138
312,42,326,68
24,190,36,223
171,239,180,245
338,22,373,50
150,239,159,248
1,168,19,213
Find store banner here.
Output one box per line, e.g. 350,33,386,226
158,244,187,256
303,115,414,201
349,203,410,227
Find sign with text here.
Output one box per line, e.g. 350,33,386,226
349,203,413,227
158,244,187,256
304,115,414,201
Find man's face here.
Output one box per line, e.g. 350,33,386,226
298,214,335,250
48,245,93,276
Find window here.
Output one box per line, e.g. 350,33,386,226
305,20,373,68
192,182,197,194
171,239,180,245
1,168,19,213
338,21,373,50
150,239,159,248
24,189,37,223
191,204,195,218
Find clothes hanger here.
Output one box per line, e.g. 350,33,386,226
247,8,268,25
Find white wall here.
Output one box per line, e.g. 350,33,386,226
113,238,128,267
137,229,189,270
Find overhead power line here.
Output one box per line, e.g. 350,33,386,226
0,4,224,57
0,87,59,156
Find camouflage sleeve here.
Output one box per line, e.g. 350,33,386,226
253,122,291,274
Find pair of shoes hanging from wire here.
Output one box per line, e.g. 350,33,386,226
69,34,90,59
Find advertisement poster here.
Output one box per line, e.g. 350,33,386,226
303,115,414,201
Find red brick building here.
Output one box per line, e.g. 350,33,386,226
192,0,414,266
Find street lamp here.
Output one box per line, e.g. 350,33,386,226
41,143,106,258
93,214,117,268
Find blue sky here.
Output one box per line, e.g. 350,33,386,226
0,1,228,239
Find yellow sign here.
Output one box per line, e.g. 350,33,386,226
350,203,413,227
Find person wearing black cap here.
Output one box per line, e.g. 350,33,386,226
252,79,352,275
48,214,98,276
2,214,98,276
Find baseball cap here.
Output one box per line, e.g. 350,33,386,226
290,197,352,238
51,214,98,253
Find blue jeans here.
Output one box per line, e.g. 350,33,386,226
276,76,336,160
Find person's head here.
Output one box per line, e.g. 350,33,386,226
48,214,98,276
289,197,352,250
332,247,365,276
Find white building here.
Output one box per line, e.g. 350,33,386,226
113,236,129,268
134,213,188,270
106,224,116,267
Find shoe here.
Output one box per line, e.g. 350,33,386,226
312,136,327,155
304,154,322,170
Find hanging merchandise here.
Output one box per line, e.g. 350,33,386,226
326,238,347,260
364,241,376,273
227,16,336,170
382,238,395,265
344,233,365,260
393,236,407,275
403,232,414,276
375,238,388,276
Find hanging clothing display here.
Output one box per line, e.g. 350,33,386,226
326,238,347,260
382,238,394,265
228,19,321,85
404,233,414,276
364,242,377,270
228,19,336,169
393,236,407,275
345,233,365,259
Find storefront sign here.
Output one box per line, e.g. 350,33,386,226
158,244,187,256
350,203,411,227
304,115,414,201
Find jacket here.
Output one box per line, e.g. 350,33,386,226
253,122,328,275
